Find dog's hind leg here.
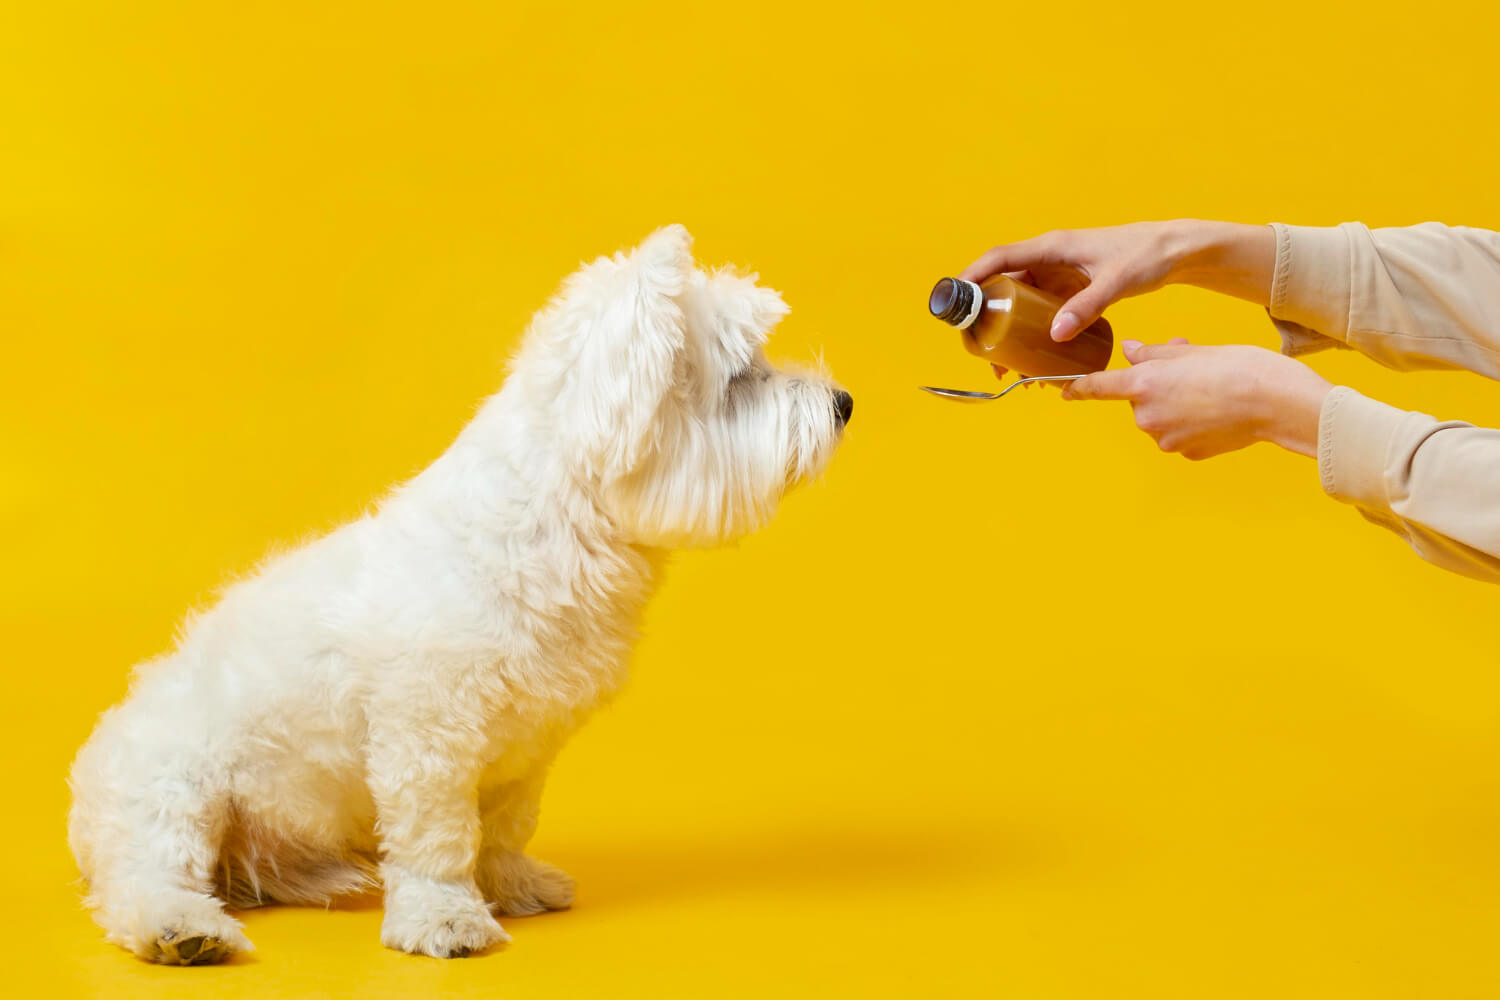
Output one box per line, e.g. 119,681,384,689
91,880,251,966
74,775,252,965
475,768,575,917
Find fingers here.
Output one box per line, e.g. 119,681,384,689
1060,367,1139,402
959,234,1063,283
1050,271,1125,341
1121,339,1193,364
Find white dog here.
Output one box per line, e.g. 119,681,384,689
68,225,851,964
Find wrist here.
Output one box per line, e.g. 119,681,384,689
1164,218,1248,281
1252,362,1332,458
1166,221,1277,307
1159,220,1225,286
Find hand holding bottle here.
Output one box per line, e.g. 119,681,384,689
960,221,1278,348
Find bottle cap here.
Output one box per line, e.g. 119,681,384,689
929,277,981,328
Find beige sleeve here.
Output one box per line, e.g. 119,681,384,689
1263,222,1500,580
1265,221,1500,375
1319,386,1500,582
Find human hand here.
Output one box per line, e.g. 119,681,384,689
1060,339,1333,460
961,220,1276,344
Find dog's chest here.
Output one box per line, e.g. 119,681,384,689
467,551,655,770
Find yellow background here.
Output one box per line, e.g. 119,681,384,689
5,2,1500,996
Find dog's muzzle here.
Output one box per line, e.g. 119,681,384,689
833,390,854,428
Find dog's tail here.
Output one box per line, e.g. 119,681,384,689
215,809,378,909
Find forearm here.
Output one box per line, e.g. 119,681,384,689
1268,222,1500,378
1163,220,1277,308
1319,388,1500,583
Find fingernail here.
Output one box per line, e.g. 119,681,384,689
1122,339,1143,353
1050,311,1077,341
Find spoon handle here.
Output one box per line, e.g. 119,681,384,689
1012,374,1086,386
919,373,1089,401
994,374,1085,397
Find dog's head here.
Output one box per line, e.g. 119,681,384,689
513,225,850,548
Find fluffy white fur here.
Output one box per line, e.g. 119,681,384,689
68,225,849,964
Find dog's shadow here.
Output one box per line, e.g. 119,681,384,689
531,821,1047,914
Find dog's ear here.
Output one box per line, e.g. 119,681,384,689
558,224,692,480
699,269,789,378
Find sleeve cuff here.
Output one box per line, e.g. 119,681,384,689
1318,385,1407,507
1269,222,1355,341
1269,313,1347,358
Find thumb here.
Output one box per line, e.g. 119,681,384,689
1121,339,1194,365
1051,273,1122,342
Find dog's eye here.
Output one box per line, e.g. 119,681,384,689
729,365,771,389
724,369,758,403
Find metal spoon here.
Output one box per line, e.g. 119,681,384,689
919,374,1084,401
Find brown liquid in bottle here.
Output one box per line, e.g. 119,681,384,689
929,275,1113,377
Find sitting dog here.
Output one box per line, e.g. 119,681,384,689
68,225,851,964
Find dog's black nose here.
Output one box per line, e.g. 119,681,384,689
833,390,854,428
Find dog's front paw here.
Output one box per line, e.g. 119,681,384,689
381,874,509,958
479,852,576,916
